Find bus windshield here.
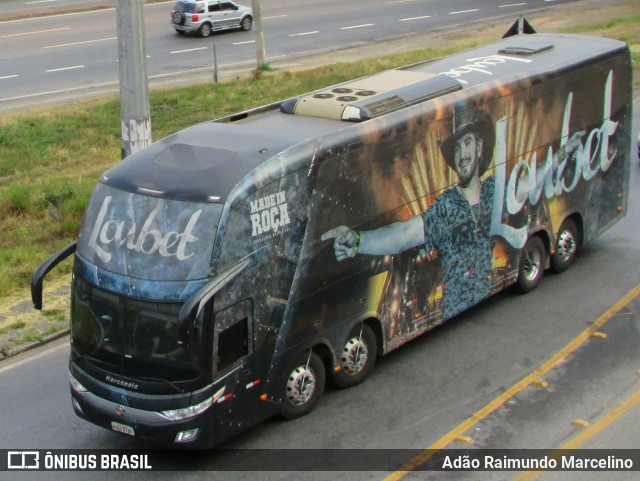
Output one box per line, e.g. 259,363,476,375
71,183,225,385
71,276,201,384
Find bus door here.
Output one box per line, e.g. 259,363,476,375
211,299,272,425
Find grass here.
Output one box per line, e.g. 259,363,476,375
0,8,639,301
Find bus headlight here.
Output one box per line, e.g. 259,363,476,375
69,372,88,392
159,397,213,421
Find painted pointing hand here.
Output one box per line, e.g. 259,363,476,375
321,226,358,261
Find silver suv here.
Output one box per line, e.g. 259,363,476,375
171,0,253,37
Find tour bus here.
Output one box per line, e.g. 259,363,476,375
32,29,631,448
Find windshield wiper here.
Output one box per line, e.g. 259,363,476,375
134,376,186,394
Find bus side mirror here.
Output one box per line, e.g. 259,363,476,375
31,242,77,310
177,247,265,345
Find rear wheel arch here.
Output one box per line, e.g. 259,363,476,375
363,318,384,358
338,318,384,362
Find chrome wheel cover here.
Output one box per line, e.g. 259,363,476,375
523,247,542,281
556,229,576,262
341,337,368,376
286,365,316,406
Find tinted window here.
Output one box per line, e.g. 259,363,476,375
174,1,197,13
71,277,200,382
213,300,253,373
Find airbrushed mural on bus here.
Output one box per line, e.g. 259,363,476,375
32,28,632,448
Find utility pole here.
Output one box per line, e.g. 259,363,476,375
251,0,267,69
116,0,152,159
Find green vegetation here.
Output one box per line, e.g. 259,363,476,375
0,13,638,300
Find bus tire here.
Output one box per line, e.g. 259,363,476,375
281,351,325,420
517,236,545,293
333,324,377,389
551,218,579,273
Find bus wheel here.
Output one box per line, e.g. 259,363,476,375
281,351,325,420
517,236,545,293
551,219,578,273
333,324,377,389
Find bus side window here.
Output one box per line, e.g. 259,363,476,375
216,318,248,372
213,299,253,373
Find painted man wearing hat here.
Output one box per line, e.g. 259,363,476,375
322,101,497,320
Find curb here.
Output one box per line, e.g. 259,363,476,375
3,329,70,360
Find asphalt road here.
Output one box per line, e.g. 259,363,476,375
0,102,638,479
0,0,109,17
0,0,586,111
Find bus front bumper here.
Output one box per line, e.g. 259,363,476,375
70,387,213,448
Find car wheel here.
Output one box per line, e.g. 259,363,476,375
551,218,579,273
333,324,377,389
198,23,212,38
241,16,253,31
281,351,325,420
517,236,545,293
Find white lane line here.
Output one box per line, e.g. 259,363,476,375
340,23,374,30
449,9,479,14
1,61,254,104
233,40,256,45
26,0,57,3
46,65,84,73
263,14,287,20
42,37,117,49
170,46,209,54
289,31,319,37
388,0,417,4
499,3,527,7
400,15,431,22
0,75,19,80
2,27,70,38
0,342,68,375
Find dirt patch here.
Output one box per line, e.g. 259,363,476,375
0,278,71,359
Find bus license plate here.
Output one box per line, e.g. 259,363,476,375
111,421,135,436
